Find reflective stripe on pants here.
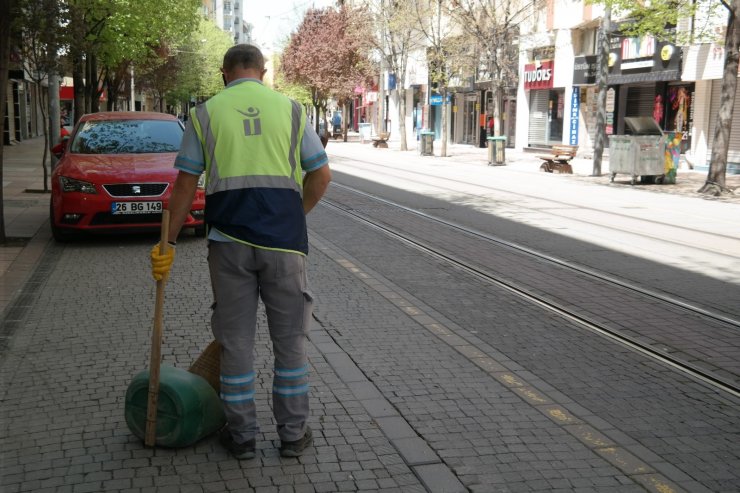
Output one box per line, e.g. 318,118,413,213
208,241,313,443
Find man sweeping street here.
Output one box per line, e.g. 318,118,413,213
150,44,331,459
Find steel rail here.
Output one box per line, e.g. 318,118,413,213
321,197,740,400
330,181,740,329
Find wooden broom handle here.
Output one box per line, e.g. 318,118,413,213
145,210,170,447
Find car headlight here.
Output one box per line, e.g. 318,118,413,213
60,176,97,194
197,173,206,189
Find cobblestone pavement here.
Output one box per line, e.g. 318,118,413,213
2,137,739,492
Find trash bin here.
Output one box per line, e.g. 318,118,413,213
420,131,435,156
609,117,666,185
358,123,372,144
487,136,506,165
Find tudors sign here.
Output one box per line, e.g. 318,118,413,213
523,60,554,90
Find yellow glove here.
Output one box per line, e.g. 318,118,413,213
150,242,175,281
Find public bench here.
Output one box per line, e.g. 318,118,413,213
372,131,391,148
537,144,578,174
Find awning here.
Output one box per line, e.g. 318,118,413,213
608,69,680,85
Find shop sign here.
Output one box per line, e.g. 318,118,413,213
573,55,598,85
523,60,554,89
430,94,450,105
607,26,681,84
605,87,615,135
569,90,580,145
387,73,397,91
366,91,378,102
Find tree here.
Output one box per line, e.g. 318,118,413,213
17,0,63,192
699,0,740,195
412,0,458,157
449,0,539,145
368,0,421,151
326,5,375,142
138,18,233,111
282,7,373,136
63,0,200,118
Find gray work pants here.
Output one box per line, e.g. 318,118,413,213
208,241,313,443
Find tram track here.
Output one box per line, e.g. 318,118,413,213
320,184,740,400
331,182,740,329
329,154,740,257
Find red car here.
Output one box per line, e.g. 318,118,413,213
51,112,205,241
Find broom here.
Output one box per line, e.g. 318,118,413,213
144,210,171,447
189,340,221,392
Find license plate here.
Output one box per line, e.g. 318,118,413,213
111,201,163,214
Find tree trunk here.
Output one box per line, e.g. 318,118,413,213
0,0,16,243
36,84,50,192
87,53,99,113
493,84,503,137
699,0,740,195
106,74,116,110
73,54,85,124
49,73,61,169
440,88,448,157
342,101,348,142
398,87,408,151
592,4,611,176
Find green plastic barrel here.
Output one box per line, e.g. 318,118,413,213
125,365,225,448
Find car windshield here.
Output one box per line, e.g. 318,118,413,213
70,119,183,154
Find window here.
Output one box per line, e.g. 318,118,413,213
71,120,183,154
576,28,598,56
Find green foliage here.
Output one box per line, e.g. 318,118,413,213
272,55,313,105
281,6,374,107
591,0,724,44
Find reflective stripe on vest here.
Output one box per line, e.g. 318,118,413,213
191,82,304,196
189,81,308,254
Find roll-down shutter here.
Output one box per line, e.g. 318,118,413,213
708,79,740,163
625,84,655,118
528,90,549,147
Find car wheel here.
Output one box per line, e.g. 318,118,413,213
50,201,74,242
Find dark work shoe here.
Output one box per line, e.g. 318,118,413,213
280,426,313,457
219,427,256,460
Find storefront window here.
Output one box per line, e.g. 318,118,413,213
528,89,564,147
664,84,693,153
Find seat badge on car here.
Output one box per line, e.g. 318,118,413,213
132,185,141,194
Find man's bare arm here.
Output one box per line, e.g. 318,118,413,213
303,165,332,214
167,171,200,242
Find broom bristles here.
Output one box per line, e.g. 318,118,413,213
189,340,221,392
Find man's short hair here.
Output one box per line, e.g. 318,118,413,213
223,44,264,72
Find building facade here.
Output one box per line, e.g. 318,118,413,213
515,0,739,175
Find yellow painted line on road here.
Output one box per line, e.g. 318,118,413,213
634,474,682,493
493,373,525,388
540,405,580,425
595,447,653,475
425,323,451,336
563,424,615,449
513,386,550,404
312,233,684,493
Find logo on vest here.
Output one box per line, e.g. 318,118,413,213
237,107,262,136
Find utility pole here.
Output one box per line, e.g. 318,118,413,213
592,3,611,176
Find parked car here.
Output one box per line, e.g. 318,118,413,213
50,111,206,241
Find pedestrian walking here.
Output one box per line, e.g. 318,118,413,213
149,44,331,460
